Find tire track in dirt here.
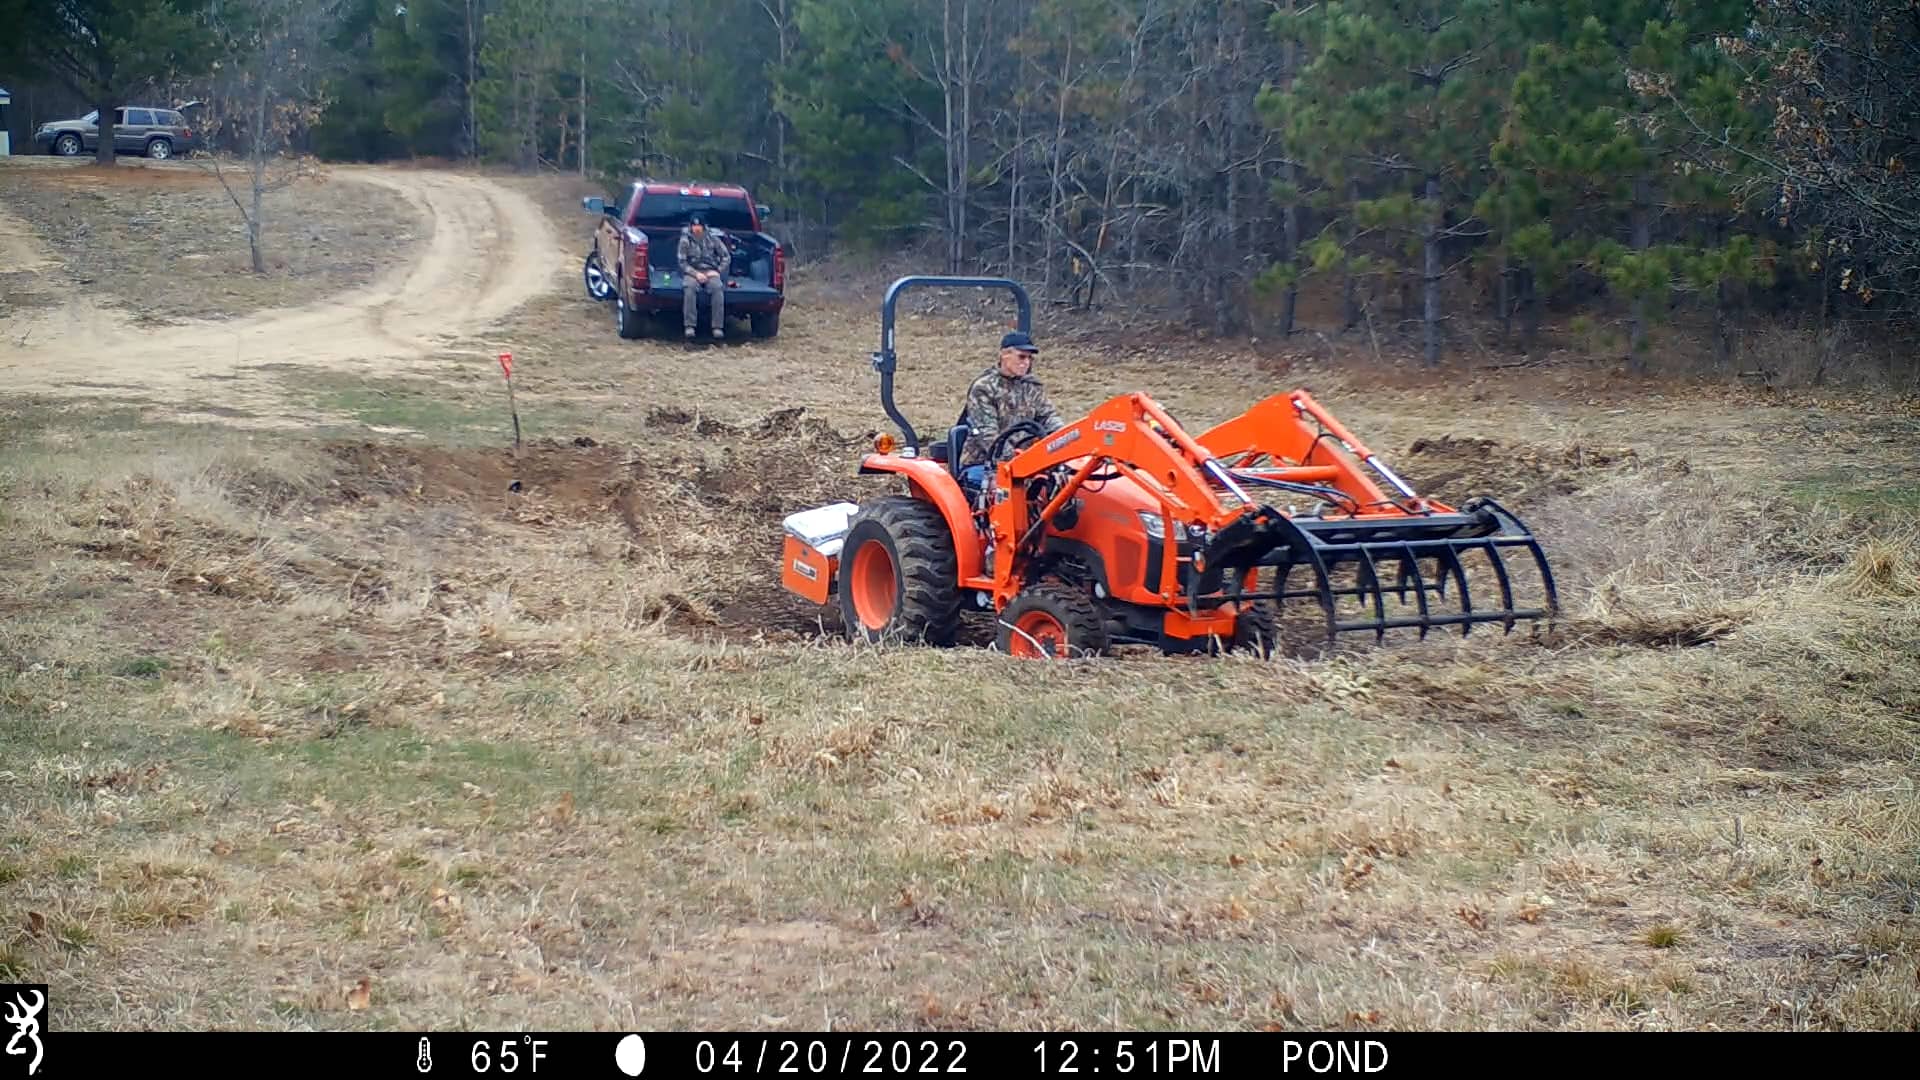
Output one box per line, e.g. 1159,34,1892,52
0,165,564,422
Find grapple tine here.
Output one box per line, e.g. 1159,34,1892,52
1437,544,1473,636
1354,545,1388,644
1481,540,1518,635
1401,543,1432,640
1307,549,1340,646
1528,537,1562,628
1393,560,1415,605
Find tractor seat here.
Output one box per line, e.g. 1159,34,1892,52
944,409,973,484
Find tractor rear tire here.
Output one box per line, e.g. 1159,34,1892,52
837,496,961,646
996,582,1109,659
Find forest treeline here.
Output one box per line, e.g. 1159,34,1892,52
6,0,1917,377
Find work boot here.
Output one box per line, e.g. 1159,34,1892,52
711,327,724,339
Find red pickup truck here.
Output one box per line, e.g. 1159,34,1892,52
581,180,787,340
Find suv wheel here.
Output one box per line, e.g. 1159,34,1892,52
145,139,173,160
53,134,81,156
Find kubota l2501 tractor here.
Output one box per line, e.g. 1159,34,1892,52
779,276,1558,657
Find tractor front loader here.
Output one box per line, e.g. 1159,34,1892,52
778,276,1559,657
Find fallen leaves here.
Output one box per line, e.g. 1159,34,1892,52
1339,851,1375,891
1457,904,1489,931
346,978,371,1011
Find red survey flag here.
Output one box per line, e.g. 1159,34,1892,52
498,351,514,380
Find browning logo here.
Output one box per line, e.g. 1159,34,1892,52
2,985,44,1077
792,558,818,581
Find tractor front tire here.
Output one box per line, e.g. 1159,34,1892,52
996,582,1109,659
1225,601,1278,658
837,496,961,646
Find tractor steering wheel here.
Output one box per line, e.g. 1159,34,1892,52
987,419,1050,464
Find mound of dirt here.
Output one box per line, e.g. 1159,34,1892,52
1398,435,1665,505
323,437,630,515
647,405,864,447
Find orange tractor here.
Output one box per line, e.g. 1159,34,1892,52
779,277,1558,657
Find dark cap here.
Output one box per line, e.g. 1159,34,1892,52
1000,330,1039,353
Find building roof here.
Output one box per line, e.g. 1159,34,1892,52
0,87,11,99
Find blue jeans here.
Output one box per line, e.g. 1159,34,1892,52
961,464,987,490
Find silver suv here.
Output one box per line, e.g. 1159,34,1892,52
33,106,201,159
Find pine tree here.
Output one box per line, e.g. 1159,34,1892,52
1261,0,1518,364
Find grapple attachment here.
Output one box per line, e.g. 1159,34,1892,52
1190,391,1559,647
1199,498,1558,645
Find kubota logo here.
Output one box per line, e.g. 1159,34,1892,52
1046,427,1082,453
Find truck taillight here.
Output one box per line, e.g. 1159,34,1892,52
773,245,786,288
631,234,649,288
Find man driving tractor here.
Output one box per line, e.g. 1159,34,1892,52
678,215,731,339
960,330,1064,489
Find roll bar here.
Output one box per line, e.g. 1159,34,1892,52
871,275,1033,453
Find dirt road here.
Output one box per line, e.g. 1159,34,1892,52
0,165,563,419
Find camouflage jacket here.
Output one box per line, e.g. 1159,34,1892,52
677,228,730,275
961,366,1065,467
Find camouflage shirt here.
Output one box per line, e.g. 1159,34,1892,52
961,366,1065,467
677,228,730,275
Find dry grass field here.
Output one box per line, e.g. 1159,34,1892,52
1,158,1917,1032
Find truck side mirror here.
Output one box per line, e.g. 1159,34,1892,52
582,196,607,215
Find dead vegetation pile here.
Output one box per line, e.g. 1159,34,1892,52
1397,434,1677,507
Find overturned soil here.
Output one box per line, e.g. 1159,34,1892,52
1396,434,1682,507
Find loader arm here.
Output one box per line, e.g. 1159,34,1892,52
1196,390,1431,516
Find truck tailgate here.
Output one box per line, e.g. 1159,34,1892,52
646,271,781,305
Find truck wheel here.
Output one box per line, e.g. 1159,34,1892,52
615,293,645,339
838,496,961,646
996,582,1109,659
583,251,614,301
54,134,81,156
751,311,780,339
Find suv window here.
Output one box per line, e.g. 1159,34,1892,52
631,194,756,231
128,110,155,126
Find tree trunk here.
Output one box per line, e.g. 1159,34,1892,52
1044,33,1071,297
466,0,480,161
1009,98,1022,277
248,74,271,275
1342,177,1361,331
957,0,973,273
1280,0,1300,335
578,0,589,178
1522,267,1541,352
1498,258,1512,346
1628,172,1652,373
94,100,118,166
1421,173,1441,366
